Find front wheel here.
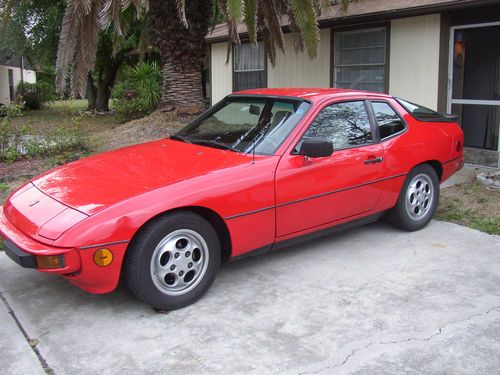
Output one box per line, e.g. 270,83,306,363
387,164,440,231
125,212,221,310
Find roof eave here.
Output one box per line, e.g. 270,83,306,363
205,0,498,43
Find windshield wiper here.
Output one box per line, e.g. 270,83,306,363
170,134,191,143
191,139,238,152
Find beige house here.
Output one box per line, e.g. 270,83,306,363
206,0,500,168
0,55,37,106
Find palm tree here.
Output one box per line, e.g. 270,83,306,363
56,0,349,114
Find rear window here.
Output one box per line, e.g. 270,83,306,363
395,98,458,123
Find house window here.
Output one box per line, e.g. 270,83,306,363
233,43,266,92
333,27,387,93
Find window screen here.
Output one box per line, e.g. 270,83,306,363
233,43,266,91
333,28,387,93
302,101,373,150
371,102,405,139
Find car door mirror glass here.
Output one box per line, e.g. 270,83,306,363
299,139,334,158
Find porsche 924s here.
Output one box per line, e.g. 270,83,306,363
0,88,464,310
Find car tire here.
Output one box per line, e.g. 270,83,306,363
387,164,440,231
125,211,221,310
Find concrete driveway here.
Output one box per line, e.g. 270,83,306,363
1,220,499,375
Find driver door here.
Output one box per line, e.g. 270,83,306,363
275,100,386,237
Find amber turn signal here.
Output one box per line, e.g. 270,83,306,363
36,255,65,269
94,248,113,267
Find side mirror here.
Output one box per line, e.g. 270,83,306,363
299,139,333,158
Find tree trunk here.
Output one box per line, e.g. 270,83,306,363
94,60,119,112
87,73,97,111
149,0,211,114
95,83,111,112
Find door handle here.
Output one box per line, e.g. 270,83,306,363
364,156,384,165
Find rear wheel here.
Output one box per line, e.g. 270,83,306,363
125,212,220,310
388,164,439,231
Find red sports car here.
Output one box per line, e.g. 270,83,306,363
0,88,464,310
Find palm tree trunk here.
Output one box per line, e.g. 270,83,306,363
149,0,211,114
95,61,119,112
87,73,97,111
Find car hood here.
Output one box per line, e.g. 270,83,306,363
31,139,254,216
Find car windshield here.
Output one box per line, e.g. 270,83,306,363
172,96,311,155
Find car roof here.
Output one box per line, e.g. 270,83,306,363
233,87,393,102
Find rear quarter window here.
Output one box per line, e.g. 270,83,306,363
371,102,406,140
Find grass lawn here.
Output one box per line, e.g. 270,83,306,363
10,99,119,133
437,182,500,235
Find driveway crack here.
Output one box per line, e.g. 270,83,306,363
0,290,54,374
299,306,500,375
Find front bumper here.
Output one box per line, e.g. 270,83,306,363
1,205,128,294
3,239,37,268
0,206,81,274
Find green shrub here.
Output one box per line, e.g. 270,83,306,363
112,61,162,122
0,105,24,162
22,113,88,159
16,81,56,110
0,106,88,163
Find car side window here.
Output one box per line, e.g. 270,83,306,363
372,102,405,140
302,101,373,150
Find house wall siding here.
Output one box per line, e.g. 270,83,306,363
268,29,331,88
210,43,233,105
210,30,331,104
0,65,37,105
210,16,442,110
388,14,441,110
0,65,10,105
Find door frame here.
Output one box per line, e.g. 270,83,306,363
447,21,500,113
447,21,500,166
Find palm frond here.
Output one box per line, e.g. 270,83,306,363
226,0,243,25
100,0,122,34
56,0,83,94
259,0,285,66
290,0,319,59
72,0,103,97
176,0,188,28
312,0,329,15
225,0,244,45
261,27,277,67
244,0,258,45
122,0,148,14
